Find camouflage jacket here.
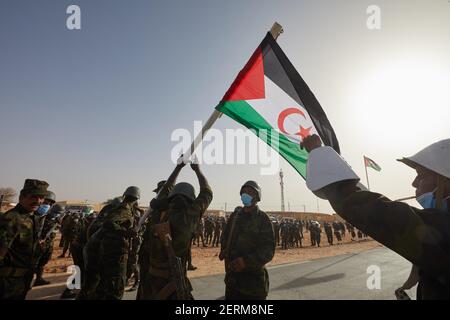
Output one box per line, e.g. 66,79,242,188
149,181,213,268
0,204,40,270
102,202,136,236
221,206,275,297
325,182,450,299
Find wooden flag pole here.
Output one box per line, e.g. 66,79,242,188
364,160,371,191
395,195,416,202
182,22,284,163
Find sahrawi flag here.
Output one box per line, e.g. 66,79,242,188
364,156,381,171
215,32,340,178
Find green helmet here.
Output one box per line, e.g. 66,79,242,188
45,191,56,202
168,182,196,201
49,204,65,215
123,186,141,200
110,196,123,206
240,180,261,201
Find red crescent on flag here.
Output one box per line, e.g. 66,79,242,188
277,108,313,139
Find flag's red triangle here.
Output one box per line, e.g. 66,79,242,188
222,46,265,102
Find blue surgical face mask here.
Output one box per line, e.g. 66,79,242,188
36,204,51,216
416,189,449,211
241,193,253,207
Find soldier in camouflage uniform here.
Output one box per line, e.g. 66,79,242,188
220,181,275,300
293,220,303,248
332,221,343,244
76,197,123,300
136,181,167,300
33,190,56,286
144,160,212,300
58,211,79,258
192,217,207,247
34,201,65,287
273,220,280,247
0,179,49,300
280,220,288,250
324,222,333,246
212,218,222,247
204,217,213,246
60,209,94,299
96,186,141,300
126,204,144,291
303,135,450,299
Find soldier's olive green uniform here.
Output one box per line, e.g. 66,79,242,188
71,215,94,285
221,206,275,300
0,205,40,299
34,214,59,283
145,181,213,300
59,214,78,257
136,216,153,300
325,183,450,299
126,210,142,288
97,202,136,300
77,202,119,300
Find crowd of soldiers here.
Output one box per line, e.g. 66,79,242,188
193,215,226,249
0,177,368,301
272,218,366,249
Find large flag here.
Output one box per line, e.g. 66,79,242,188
216,32,340,178
364,156,381,171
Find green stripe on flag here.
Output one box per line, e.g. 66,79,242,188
216,100,309,178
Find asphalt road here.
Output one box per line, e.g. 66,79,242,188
27,247,416,300
125,247,416,300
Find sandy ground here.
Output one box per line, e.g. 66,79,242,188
46,232,382,278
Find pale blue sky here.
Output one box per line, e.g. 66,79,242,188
1,0,449,212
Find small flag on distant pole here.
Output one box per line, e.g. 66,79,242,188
364,156,381,171
363,156,381,191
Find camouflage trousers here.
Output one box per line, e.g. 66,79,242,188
76,236,101,299
35,240,54,278
0,272,33,300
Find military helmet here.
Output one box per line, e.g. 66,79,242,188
123,186,141,200
240,180,261,201
110,196,123,206
168,182,196,201
49,204,65,215
45,191,56,202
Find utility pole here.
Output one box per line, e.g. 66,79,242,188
279,169,285,212
288,201,291,212
316,197,320,213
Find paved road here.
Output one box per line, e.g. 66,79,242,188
27,247,416,300
125,247,416,300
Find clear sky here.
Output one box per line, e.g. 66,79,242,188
1,0,449,213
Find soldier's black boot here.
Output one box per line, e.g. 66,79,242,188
34,268,51,286
187,264,197,271
34,277,51,286
60,288,77,299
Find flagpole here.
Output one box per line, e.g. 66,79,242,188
364,159,371,191
182,22,284,162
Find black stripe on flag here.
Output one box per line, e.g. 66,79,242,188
261,33,340,154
